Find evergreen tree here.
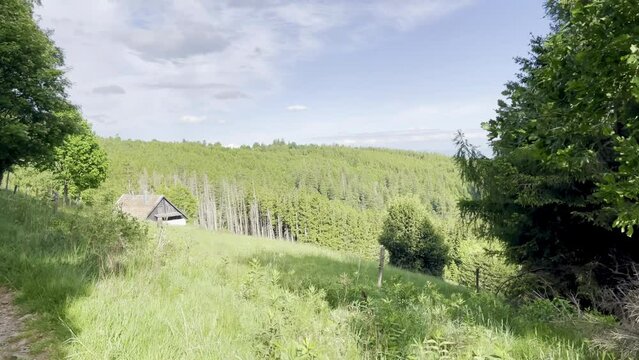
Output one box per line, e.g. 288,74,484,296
379,198,449,276
455,0,639,294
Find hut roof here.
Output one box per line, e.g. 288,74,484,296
115,194,187,220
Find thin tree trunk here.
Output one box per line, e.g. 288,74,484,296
266,210,274,239
211,184,218,231
225,182,234,233
241,191,248,235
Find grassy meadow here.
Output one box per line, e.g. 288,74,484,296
0,191,617,359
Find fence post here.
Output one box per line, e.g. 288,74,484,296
13,185,18,194
377,245,385,288
475,267,480,293
53,191,59,212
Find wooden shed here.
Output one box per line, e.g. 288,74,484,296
116,194,188,226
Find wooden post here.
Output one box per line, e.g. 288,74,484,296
13,185,18,194
53,191,59,212
475,267,480,293
5,172,9,190
377,245,385,288
63,180,69,205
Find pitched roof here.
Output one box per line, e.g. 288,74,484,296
115,194,166,220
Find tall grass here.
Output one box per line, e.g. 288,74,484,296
0,192,617,359
66,226,615,359
0,191,146,357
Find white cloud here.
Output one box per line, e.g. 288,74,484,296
180,115,206,124
286,104,308,111
34,0,475,139
371,0,475,30
92,85,126,95
314,128,483,144
312,128,488,154
214,91,249,100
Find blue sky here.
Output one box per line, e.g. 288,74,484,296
37,0,550,154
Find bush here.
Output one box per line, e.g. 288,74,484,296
379,198,450,276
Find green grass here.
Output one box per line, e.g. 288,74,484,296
0,191,617,359
0,190,147,357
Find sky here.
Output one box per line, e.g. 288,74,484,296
36,0,551,154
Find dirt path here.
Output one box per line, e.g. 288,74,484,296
0,288,31,360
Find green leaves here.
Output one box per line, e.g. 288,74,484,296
455,0,639,294
0,0,79,174
50,119,108,197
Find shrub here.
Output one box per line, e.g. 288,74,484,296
379,198,450,276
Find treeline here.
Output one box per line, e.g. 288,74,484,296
103,138,465,211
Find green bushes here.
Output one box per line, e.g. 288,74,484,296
379,198,450,276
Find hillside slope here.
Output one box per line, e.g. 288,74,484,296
0,192,614,358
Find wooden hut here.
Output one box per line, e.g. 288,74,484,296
116,194,188,225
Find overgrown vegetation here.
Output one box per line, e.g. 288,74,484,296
0,191,147,357
2,0,638,357
0,192,619,358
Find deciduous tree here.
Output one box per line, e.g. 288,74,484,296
0,0,80,181
51,119,108,203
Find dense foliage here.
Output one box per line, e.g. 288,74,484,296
0,188,617,359
455,0,639,296
379,198,450,276
0,0,80,179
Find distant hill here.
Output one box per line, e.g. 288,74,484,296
96,138,468,256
